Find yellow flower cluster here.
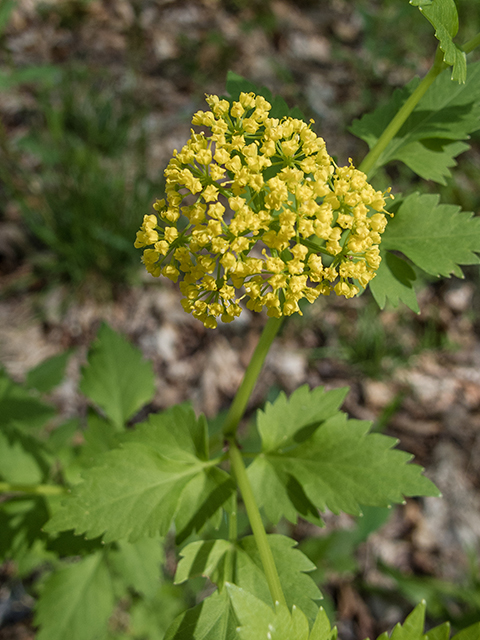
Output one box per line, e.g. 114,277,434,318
135,92,392,328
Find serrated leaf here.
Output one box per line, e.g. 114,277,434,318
35,552,115,640
257,385,348,452
176,534,321,620
79,323,155,429
228,585,336,640
109,537,164,598
389,600,426,639
426,622,451,640
393,139,469,184
370,250,420,313
410,0,466,82
45,407,229,542
0,370,55,431
25,351,71,393
165,589,238,640
381,193,480,278
350,62,480,179
175,466,236,544
249,402,439,524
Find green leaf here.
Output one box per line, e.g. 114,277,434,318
176,535,321,620
165,589,238,640
388,600,426,639
79,323,155,429
0,424,49,484
370,250,420,313
129,584,186,640
248,391,439,524
350,62,480,179
0,370,55,431
0,498,49,559
175,466,236,544
35,552,115,640
228,585,337,640
392,139,469,185
26,351,72,393
381,193,480,278
45,406,233,542
452,624,480,640
109,537,164,598
426,623,451,640
77,412,121,468
410,0,466,83
257,385,348,452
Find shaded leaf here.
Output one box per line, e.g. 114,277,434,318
25,351,72,393
257,385,348,452
45,407,232,542
176,535,321,620
109,537,164,598
370,250,420,312
35,552,115,640
164,589,237,640
0,370,55,431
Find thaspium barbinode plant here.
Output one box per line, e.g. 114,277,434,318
2,1,480,639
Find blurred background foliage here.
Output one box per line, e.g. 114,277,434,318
1,1,480,639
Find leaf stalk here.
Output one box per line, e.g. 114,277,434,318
228,441,287,607
358,45,448,177
0,482,67,496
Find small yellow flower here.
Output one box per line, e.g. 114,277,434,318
135,92,392,328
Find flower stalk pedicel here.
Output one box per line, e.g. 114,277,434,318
135,92,392,328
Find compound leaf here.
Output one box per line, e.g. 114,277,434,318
228,585,337,640
35,551,115,640
451,623,480,640
257,385,348,453
370,250,420,312
164,589,237,640
248,390,439,524
381,193,480,278
350,62,480,179
176,535,321,620
79,323,155,429
45,406,228,542
410,0,466,83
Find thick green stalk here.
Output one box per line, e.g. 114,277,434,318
222,315,283,438
0,482,67,496
359,46,448,178
229,441,287,607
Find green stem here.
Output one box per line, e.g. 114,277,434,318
229,442,287,607
462,32,480,55
0,482,67,496
222,315,283,438
358,46,448,178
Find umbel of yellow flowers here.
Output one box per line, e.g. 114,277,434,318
135,92,391,329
